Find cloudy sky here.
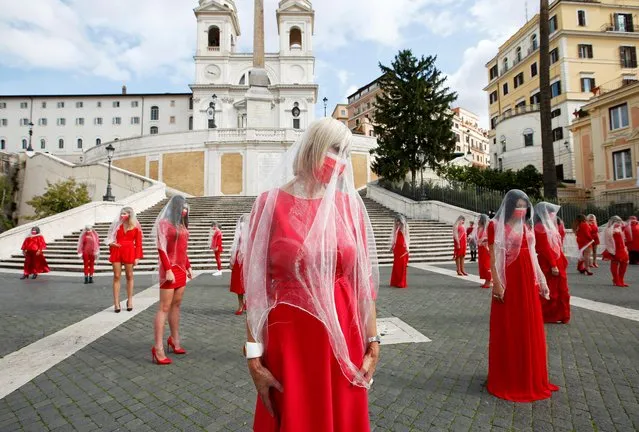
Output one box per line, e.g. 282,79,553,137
0,0,540,127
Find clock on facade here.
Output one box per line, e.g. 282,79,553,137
205,64,221,81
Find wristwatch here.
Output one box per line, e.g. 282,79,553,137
367,335,382,344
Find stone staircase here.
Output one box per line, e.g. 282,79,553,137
0,195,458,273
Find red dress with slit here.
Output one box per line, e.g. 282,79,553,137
229,258,245,295
109,225,143,264
253,191,371,432
453,225,467,258
390,231,408,288
534,223,570,324
157,221,190,290
22,235,50,275
477,228,491,282
487,222,559,402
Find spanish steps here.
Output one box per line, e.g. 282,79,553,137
0,195,458,273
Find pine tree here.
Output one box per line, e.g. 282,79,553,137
371,50,458,193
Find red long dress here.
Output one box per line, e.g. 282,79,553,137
211,229,223,270
229,254,245,295
575,221,594,251
487,222,559,402
22,235,50,275
453,225,467,258
589,223,600,247
253,191,370,432
477,227,491,283
157,220,190,290
628,223,639,252
109,225,143,264
79,232,99,276
602,231,629,286
534,223,570,324
390,231,408,288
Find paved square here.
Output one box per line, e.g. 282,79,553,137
0,264,638,431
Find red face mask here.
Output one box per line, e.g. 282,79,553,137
120,214,129,222
513,208,527,218
181,209,188,217
31,230,37,235
549,212,556,219
315,153,346,184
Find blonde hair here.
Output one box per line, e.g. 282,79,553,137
293,118,352,178
121,206,137,227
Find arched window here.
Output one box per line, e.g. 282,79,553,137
531,34,538,50
77,138,83,149
40,139,46,149
289,27,302,49
515,47,522,62
58,138,64,149
0,139,5,150
189,116,193,131
239,74,246,85
96,138,102,146
503,57,509,71
208,26,221,49
150,106,159,121
150,126,159,135
22,139,27,149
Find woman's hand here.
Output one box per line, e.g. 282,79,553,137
492,279,505,302
110,243,121,248
247,358,283,418
187,268,193,280
36,250,42,256
551,266,559,276
359,342,380,384
134,259,139,267
165,269,175,283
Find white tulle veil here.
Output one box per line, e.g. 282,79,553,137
533,202,562,259
390,214,410,251
105,206,141,245
151,196,190,285
77,226,100,257
242,118,379,388
230,213,249,267
604,216,624,256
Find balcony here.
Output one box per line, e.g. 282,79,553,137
494,104,540,127
600,23,638,33
207,46,221,52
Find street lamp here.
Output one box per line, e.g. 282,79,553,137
27,121,34,152
207,94,218,129
323,97,328,117
103,143,116,202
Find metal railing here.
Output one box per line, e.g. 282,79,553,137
601,23,638,33
494,104,540,126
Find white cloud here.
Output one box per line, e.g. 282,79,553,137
345,85,358,100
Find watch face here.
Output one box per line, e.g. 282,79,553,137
205,65,221,80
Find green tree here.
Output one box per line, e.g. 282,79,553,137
439,164,544,198
539,0,558,198
26,178,91,220
0,176,15,232
371,50,458,191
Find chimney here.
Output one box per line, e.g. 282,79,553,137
122,85,127,95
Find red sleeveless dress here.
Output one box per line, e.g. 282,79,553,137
477,227,491,283
453,225,467,258
390,231,408,288
534,223,570,324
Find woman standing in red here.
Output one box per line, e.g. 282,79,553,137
151,195,192,365
557,217,566,244
107,207,144,313
534,202,570,324
574,214,594,275
453,216,468,276
488,189,559,402
587,214,600,268
243,118,380,431
390,215,409,288
625,216,639,264
77,225,100,284
229,214,248,314
21,227,49,280
210,222,223,276
602,216,630,287
476,214,492,288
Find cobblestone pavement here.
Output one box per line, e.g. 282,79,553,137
1,266,638,431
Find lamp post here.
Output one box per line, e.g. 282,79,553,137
27,122,34,152
323,97,328,117
103,143,116,202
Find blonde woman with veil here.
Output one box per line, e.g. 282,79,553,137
390,215,409,288
243,118,380,431
229,214,249,315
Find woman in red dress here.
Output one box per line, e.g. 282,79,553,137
625,216,639,264
534,202,570,324
557,217,566,244
106,207,144,313
210,222,223,276
229,214,248,314
488,189,559,402
476,214,492,288
602,216,630,287
587,214,600,268
243,118,380,431
390,215,409,288
151,195,193,365
77,225,100,284
453,216,468,276
574,214,594,275
21,226,49,279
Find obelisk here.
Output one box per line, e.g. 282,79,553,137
246,0,274,128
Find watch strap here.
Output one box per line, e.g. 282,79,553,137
245,342,264,359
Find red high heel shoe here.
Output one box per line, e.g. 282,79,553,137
151,347,172,365
167,336,187,355
234,304,247,315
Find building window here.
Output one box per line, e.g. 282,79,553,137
113,117,121,125
58,138,64,149
0,119,7,127
577,10,587,27
531,62,538,77
580,77,596,93
40,139,45,149
97,101,102,108
293,118,301,129
613,13,634,32
41,102,46,109
290,27,303,50
150,106,159,121
490,116,498,129
20,118,29,126
515,100,526,109
0,139,5,150
503,83,509,95
76,102,83,108
552,127,564,141
455,133,461,142
131,101,139,108
578,44,593,59
620,46,638,68
550,48,559,64
208,119,216,129
549,15,558,33
113,101,120,108
556,164,565,181
609,103,629,130
551,108,561,118
57,118,66,126
95,117,103,126
150,126,159,135
515,47,522,62
22,139,27,149
170,116,176,124
189,98,193,110
514,72,524,88
531,34,538,50
38,118,47,126
523,129,534,147
96,138,101,146
489,91,498,104
613,149,632,180
20,102,28,109
489,65,498,80
551,81,562,98
502,58,509,73
77,138,83,149
0,102,6,109
131,117,140,125
57,102,65,108
189,116,193,131
208,26,221,48
76,118,85,126
170,100,176,108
